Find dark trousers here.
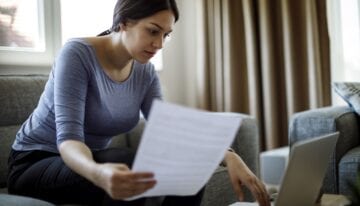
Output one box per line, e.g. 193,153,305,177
7,148,204,206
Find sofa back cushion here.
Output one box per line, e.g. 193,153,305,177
0,75,48,188
0,75,48,126
109,118,146,152
0,125,21,187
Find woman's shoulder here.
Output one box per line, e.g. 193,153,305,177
58,38,98,61
54,38,97,75
62,38,92,50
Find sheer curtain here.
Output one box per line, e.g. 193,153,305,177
327,0,360,105
193,0,331,150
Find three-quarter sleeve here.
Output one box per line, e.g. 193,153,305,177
53,42,89,146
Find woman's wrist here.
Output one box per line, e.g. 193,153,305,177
220,148,236,167
91,163,106,187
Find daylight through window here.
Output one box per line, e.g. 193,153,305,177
0,0,44,51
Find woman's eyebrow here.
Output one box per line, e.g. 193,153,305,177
150,22,173,33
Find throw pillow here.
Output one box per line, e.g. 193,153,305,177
333,82,360,115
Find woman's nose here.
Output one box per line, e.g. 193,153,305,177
152,36,164,49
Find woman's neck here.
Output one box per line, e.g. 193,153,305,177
90,35,134,82
104,34,132,71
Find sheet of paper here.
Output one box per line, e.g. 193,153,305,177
127,100,242,200
229,203,260,206
229,202,264,206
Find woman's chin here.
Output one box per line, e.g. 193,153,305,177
135,57,151,64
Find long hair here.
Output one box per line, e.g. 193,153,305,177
98,0,179,36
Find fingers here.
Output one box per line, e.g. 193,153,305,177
127,171,155,180
229,171,244,201
111,171,156,199
250,181,270,206
98,164,157,200
229,169,269,205
225,154,270,206
232,177,269,206
111,170,154,183
236,183,244,201
113,178,156,198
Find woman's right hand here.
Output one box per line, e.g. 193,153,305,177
93,163,157,199
58,140,156,200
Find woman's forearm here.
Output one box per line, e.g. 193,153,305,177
58,140,100,182
224,150,250,171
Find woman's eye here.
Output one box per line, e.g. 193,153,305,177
148,28,160,36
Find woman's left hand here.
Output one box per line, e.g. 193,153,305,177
225,151,271,206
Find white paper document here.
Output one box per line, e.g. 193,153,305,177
127,100,242,200
229,202,262,206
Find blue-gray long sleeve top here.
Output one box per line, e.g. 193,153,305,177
12,38,162,153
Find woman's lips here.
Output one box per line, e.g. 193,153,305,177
144,51,156,57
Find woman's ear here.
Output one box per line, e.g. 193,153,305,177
119,22,127,31
120,20,137,31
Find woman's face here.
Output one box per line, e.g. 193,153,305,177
121,10,175,64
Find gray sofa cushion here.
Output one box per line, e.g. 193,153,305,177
0,75,47,126
232,117,259,176
0,125,21,187
339,146,360,195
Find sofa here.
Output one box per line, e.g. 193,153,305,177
0,74,261,206
289,106,360,197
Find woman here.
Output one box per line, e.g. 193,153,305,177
7,0,270,205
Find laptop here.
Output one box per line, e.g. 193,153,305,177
230,132,339,206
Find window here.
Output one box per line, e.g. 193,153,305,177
0,0,60,66
60,0,116,44
0,0,163,70
0,0,44,51
328,0,360,105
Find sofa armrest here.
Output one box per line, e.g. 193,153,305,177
231,114,260,176
289,106,360,194
126,118,146,151
201,113,260,205
109,119,145,151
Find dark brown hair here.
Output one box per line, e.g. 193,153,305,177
98,0,179,36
